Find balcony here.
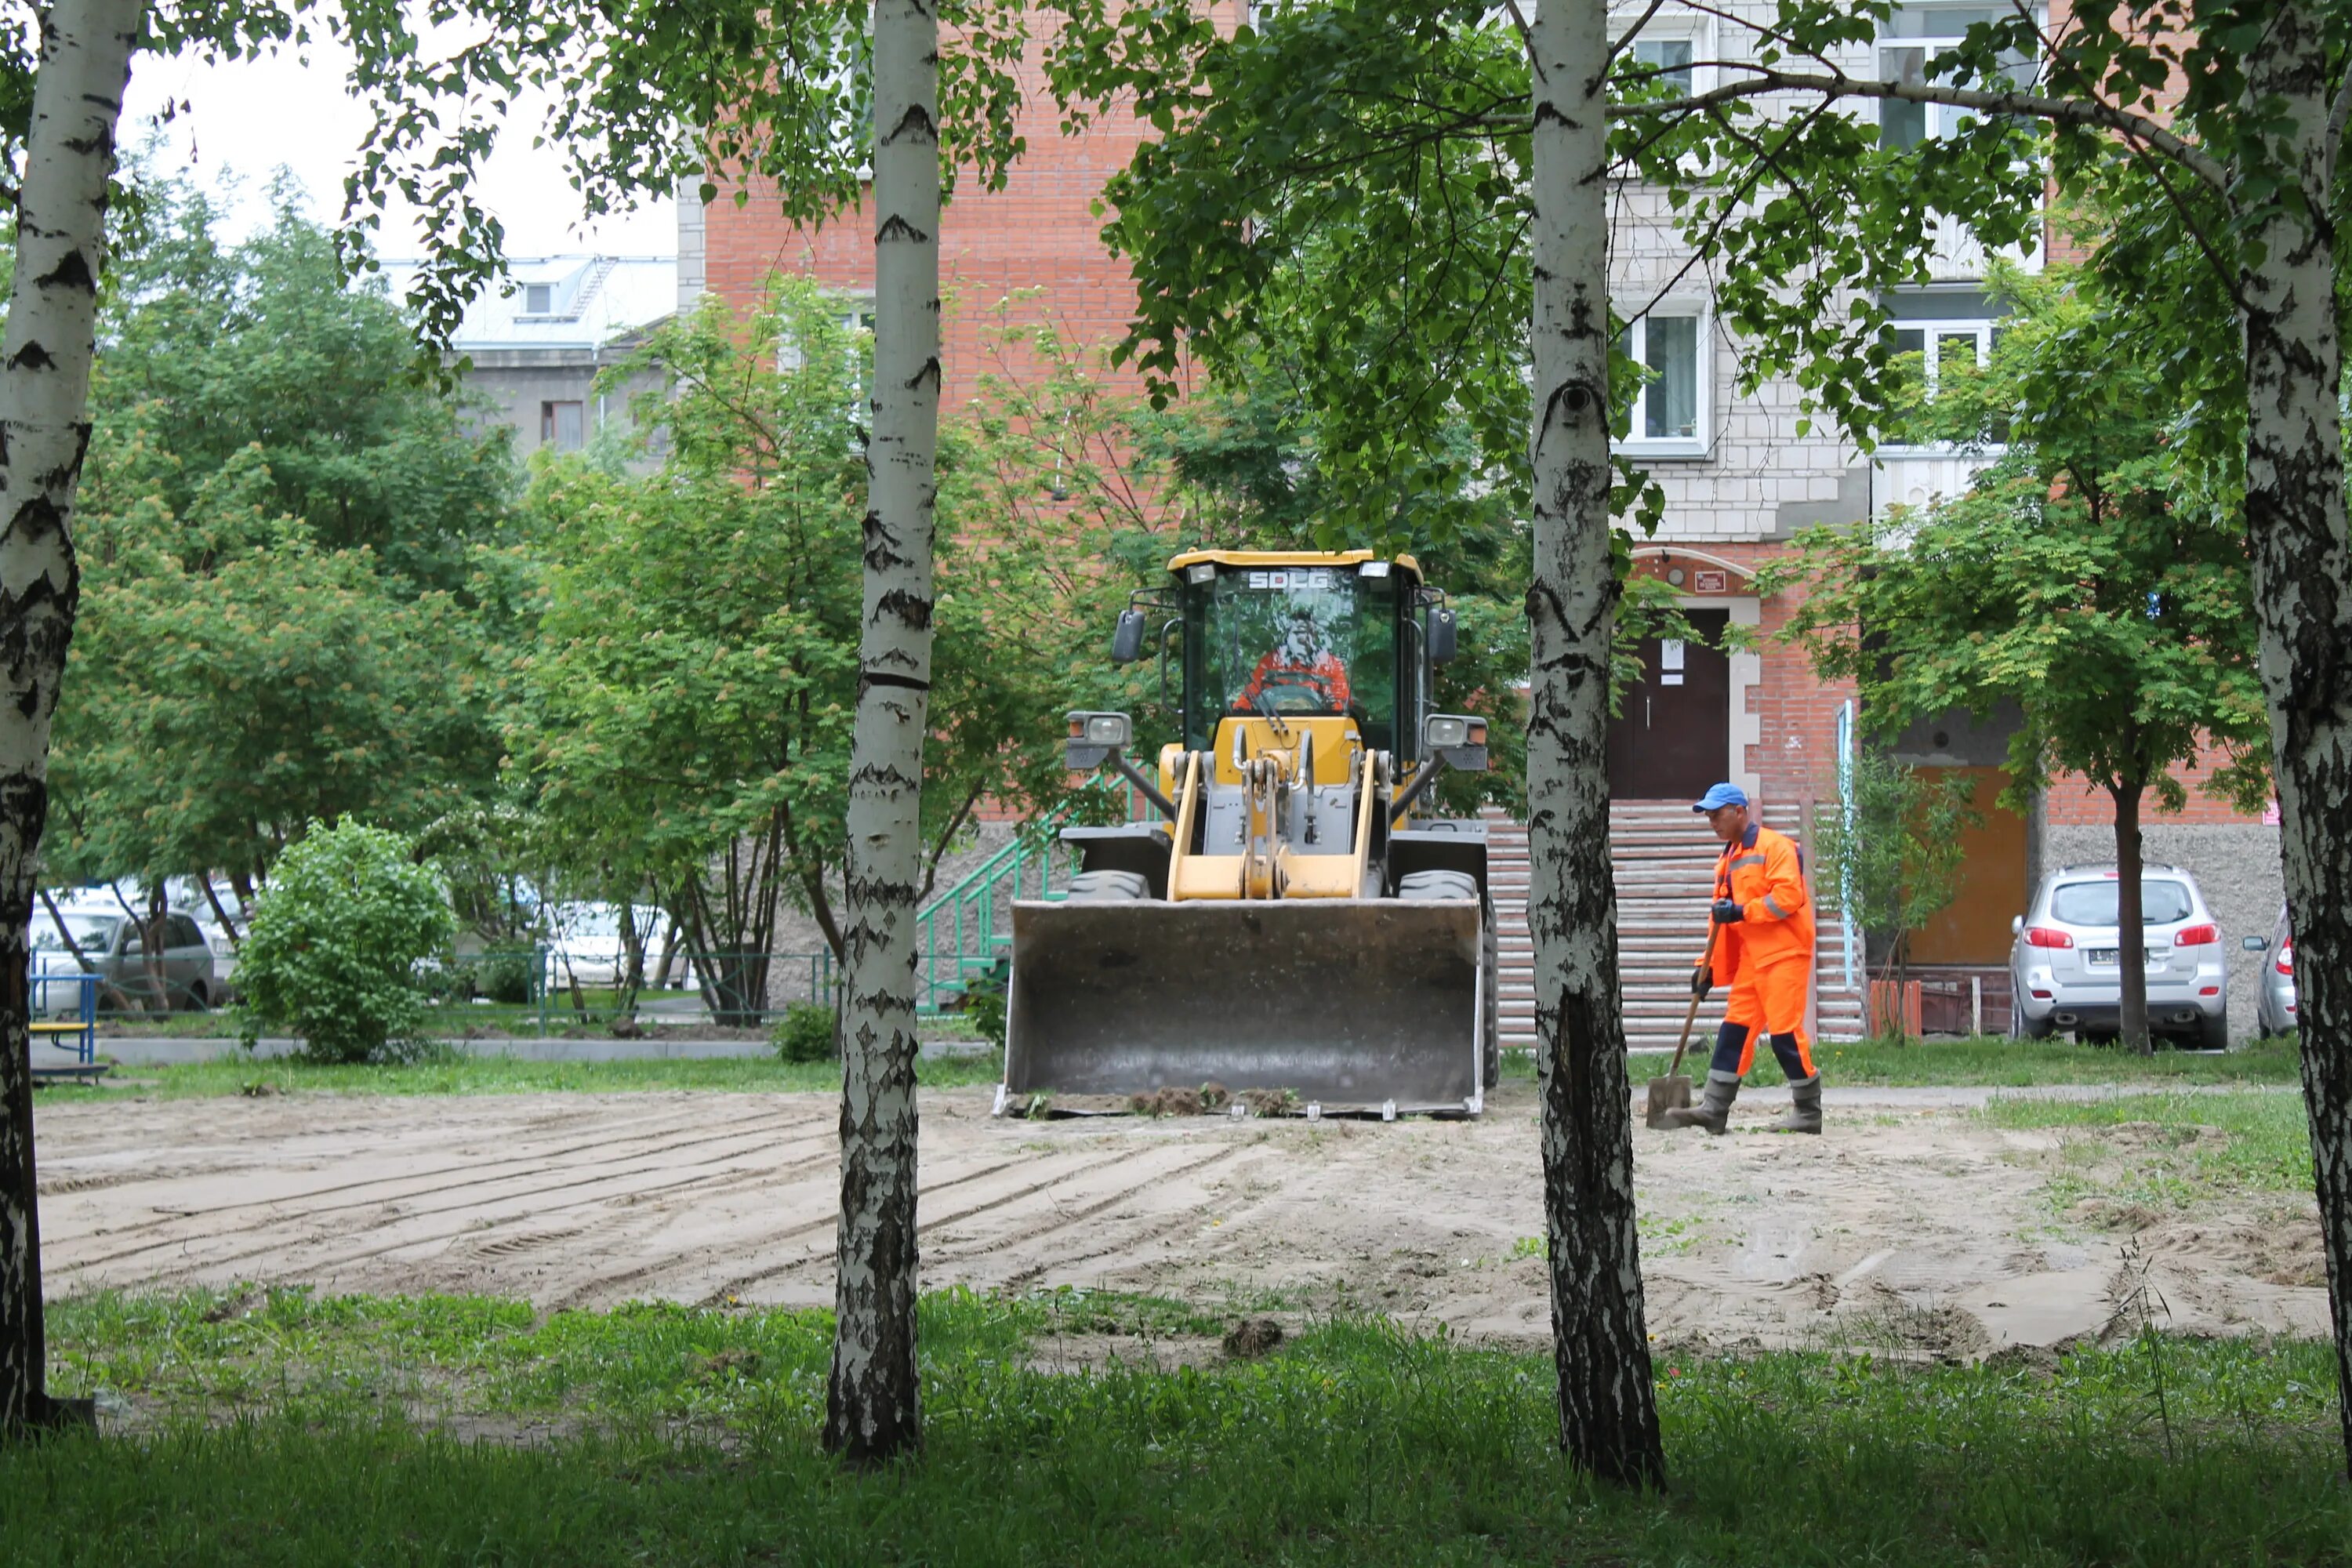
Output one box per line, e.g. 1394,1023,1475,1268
1924,208,2043,283
1871,451,1998,523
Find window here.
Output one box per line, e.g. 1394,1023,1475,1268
523,282,554,315
1631,38,1692,96
168,915,205,949
1878,4,2036,150
541,401,586,451
1881,315,2005,448
1615,313,1709,456
2050,880,2195,927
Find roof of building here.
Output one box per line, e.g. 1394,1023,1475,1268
376,255,677,354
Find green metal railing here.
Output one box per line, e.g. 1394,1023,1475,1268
914,779,1142,1014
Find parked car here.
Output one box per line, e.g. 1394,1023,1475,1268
2245,905,2297,1036
2008,864,2228,1049
30,901,220,1014
544,902,660,989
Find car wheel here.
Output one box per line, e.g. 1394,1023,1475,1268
2198,1009,2229,1052
2008,1004,2053,1041
180,981,210,1013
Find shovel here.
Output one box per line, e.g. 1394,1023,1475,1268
1644,920,1722,1129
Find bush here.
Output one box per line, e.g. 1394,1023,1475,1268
964,989,1007,1051
477,949,538,1005
237,821,456,1063
771,1001,838,1064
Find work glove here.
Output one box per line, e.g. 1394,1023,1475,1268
1711,898,1744,925
1690,965,1713,1001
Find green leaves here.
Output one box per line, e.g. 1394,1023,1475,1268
236,819,456,1062
1765,268,2267,818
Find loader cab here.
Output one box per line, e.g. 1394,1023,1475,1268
1164,551,1446,768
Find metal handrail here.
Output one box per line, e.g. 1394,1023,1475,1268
913,777,1142,1013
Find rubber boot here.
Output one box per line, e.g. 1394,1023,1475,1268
1658,1070,1740,1134
1777,1074,1823,1134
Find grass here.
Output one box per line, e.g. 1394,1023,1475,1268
1983,1090,2316,1214
1565,1030,2307,1088
37,1050,1004,1102
6,1287,2347,1566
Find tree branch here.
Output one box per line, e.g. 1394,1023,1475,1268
1605,65,2230,191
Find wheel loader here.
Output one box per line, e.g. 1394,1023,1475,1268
996,549,1498,1118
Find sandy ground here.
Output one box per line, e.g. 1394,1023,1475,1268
31,1083,2330,1358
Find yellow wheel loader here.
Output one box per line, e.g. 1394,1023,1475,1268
997,550,1498,1118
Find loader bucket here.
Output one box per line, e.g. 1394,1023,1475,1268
1003,898,1484,1116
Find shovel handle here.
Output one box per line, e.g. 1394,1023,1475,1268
1664,920,1724,1080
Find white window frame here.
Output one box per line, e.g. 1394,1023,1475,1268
1876,4,2042,151
1613,308,1713,459
1875,316,2005,456
1612,7,1715,100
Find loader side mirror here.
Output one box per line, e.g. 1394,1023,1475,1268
1426,607,1457,665
1111,609,1148,664
1421,713,1488,772
1065,710,1131,771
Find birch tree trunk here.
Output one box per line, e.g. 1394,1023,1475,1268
0,0,143,1440
824,0,938,1465
2236,2,2352,1478
1525,0,1664,1489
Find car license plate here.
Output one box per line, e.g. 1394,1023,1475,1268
2087,949,2117,967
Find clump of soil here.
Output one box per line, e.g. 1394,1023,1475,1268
1222,1317,1284,1359
1197,1081,1232,1112
1241,1087,1297,1117
1131,1087,1204,1117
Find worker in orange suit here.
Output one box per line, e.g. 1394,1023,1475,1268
1660,782,1822,1134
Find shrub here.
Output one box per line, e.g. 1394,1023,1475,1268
237,820,456,1063
477,949,538,1005
771,1001,838,1064
964,989,1007,1051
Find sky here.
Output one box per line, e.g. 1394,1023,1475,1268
121,33,678,264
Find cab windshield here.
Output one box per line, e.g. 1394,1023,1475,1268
1186,566,1397,748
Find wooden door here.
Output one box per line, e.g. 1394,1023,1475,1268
1606,609,1731,800
1907,765,2028,964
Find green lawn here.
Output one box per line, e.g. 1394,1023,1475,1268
1982,1089,2316,1214
41,1051,1003,1102
5,1287,2346,1566
1601,1030,2306,1088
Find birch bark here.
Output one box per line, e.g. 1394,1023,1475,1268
1525,0,1664,1488
824,0,938,1465
2235,2,2352,1477
0,0,144,1441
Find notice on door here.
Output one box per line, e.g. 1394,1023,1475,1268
1660,638,1686,687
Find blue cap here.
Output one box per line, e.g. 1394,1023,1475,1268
1693,782,1748,813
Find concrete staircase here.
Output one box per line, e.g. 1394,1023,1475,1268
1487,801,1867,1053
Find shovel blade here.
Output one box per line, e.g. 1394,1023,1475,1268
1643,1073,1693,1129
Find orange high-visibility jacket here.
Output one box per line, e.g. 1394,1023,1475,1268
1712,822,1816,980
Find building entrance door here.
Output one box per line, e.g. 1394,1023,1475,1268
1606,608,1732,800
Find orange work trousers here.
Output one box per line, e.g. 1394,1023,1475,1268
1719,957,1816,1078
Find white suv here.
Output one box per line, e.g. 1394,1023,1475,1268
2009,864,2229,1049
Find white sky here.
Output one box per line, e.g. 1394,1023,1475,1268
121,33,677,263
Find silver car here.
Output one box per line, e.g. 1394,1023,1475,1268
2245,906,2296,1036
30,905,220,1014
2009,864,2229,1049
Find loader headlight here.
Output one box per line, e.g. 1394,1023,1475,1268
1065,711,1133,771
1422,713,1490,772
1071,712,1131,748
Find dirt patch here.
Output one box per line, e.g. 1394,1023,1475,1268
31,1084,2329,1360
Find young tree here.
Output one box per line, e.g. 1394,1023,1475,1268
1765,275,2269,1054
1808,753,1977,1043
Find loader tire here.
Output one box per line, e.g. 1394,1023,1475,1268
1396,869,1479,902
1062,869,1150,902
